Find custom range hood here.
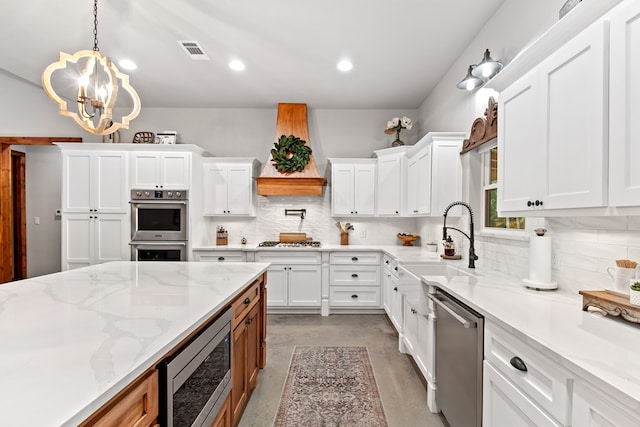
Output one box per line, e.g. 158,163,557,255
256,103,327,196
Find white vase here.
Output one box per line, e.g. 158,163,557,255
629,288,640,306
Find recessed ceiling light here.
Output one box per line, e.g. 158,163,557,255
337,60,353,72
118,59,137,71
229,60,246,71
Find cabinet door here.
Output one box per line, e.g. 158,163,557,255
498,70,543,213
265,266,288,306
572,381,640,427
403,299,418,355
431,139,462,216
416,311,434,383
610,1,640,207
203,164,228,215
539,19,608,210
415,147,432,214
226,163,253,215
288,265,321,306
131,153,160,189
62,214,93,271
377,155,402,215
246,303,260,391
389,276,403,332
231,320,248,425
63,152,93,213
353,164,376,215
483,362,562,427
406,156,419,215
382,269,392,314
332,165,355,215
95,153,128,213
94,215,129,264
160,153,190,188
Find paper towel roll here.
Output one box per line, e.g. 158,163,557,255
523,235,557,289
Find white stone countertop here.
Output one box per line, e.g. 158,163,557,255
0,261,269,427
408,263,640,412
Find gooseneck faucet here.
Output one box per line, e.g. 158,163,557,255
443,201,479,268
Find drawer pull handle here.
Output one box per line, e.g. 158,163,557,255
510,356,528,372
351,273,358,278
351,294,358,298
244,297,251,305
218,256,225,261
351,257,359,261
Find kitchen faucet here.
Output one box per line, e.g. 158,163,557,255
442,201,478,268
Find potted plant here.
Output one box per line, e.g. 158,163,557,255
630,281,640,306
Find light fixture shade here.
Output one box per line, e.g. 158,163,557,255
42,50,141,135
471,49,503,79
457,65,485,91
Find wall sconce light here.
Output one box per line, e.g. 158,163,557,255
42,0,141,135
457,49,503,91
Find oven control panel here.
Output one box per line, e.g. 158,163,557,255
131,189,188,200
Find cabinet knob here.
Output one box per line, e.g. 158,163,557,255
218,257,225,261
244,297,251,304
527,201,533,207
510,356,528,372
394,267,398,271
351,273,359,278
350,211,354,214
351,257,358,261
393,287,398,292
355,211,358,214
413,210,418,213
535,200,543,207
411,308,417,314
385,260,389,264
351,294,359,299
395,211,399,214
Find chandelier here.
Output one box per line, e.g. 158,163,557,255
42,0,140,135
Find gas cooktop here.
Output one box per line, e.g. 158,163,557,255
258,241,322,248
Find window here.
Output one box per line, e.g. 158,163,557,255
481,145,525,230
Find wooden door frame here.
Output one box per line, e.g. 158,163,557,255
11,150,26,280
0,137,82,283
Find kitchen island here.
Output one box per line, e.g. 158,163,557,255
0,261,269,426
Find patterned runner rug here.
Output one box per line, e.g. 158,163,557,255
273,346,389,427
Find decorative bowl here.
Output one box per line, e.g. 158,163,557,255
397,233,419,246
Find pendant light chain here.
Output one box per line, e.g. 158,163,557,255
92,0,99,52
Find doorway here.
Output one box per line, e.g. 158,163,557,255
11,151,26,280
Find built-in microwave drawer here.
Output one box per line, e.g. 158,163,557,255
329,286,381,307
330,251,381,265
484,320,572,425
330,265,380,286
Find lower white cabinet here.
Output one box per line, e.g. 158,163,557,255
192,250,246,262
401,298,434,384
572,380,640,427
382,256,402,331
483,362,562,427
329,251,381,309
255,252,321,309
61,213,129,270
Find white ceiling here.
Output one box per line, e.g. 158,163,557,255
1,0,505,109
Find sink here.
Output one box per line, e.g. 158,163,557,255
401,263,475,279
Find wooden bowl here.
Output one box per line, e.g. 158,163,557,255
397,233,419,246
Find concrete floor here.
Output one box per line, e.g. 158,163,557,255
238,314,446,427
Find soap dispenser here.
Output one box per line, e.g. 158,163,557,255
443,236,456,257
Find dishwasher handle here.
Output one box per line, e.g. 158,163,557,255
429,294,477,329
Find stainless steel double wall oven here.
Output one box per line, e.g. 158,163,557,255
130,189,188,261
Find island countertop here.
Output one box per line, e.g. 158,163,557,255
0,261,269,427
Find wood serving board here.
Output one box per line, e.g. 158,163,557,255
440,254,462,260
578,289,640,323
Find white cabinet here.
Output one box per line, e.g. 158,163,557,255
61,213,129,270
202,159,258,216
609,0,640,207
61,150,128,213
404,133,464,216
329,159,376,216
131,152,191,189
382,255,402,331
255,252,321,308
374,147,409,216
498,19,609,214
572,380,640,427
192,250,247,262
329,251,381,309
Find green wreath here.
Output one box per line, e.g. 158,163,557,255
270,134,312,173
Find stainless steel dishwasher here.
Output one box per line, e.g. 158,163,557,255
429,288,483,427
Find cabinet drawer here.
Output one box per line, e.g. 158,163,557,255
255,251,321,264
193,251,246,262
232,280,260,328
330,265,380,286
330,251,381,265
329,286,381,307
485,321,572,425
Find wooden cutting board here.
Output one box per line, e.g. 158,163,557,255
279,232,311,242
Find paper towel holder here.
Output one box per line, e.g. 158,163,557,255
523,230,558,291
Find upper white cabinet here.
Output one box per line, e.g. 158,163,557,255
202,158,259,216
131,152,191,189
329,159,376,216
374,147,410,216
609,0,640,207
61,150,128,214
498,20,608,215
404,132,464,216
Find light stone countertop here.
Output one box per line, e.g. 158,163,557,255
409,263,640,412
0,261,269,427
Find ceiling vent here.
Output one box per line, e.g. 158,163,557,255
178,41,209,60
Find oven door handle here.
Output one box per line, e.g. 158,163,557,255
129,241,187,246
428,294,476,329
130,201,188,206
